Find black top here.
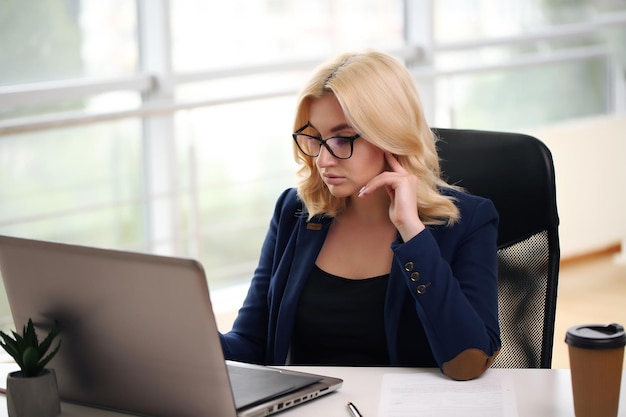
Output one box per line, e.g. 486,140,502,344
289,264,390,365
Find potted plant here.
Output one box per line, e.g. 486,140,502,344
0,318,62,417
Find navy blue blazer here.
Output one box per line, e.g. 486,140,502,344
220,187,501,370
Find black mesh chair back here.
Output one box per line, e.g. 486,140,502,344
434,128,560,368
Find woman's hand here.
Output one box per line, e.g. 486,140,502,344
358,152,425,241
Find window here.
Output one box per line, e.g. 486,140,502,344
0,1,405,328
170,0,404,71
429,0,626,129
0,121,143,245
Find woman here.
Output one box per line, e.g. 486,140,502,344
219,50,500,380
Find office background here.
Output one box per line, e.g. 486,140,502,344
1,0,625,351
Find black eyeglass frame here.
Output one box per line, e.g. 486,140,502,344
292,123,362,160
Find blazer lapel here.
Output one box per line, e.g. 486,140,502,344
272,216,331,362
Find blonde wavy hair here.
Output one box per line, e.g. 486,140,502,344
293,50,460,225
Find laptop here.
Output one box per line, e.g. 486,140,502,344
0,235,342,417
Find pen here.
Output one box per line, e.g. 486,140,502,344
347,401,363,417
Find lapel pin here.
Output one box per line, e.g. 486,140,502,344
306,223,322,231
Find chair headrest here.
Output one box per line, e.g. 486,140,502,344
434,128,559,248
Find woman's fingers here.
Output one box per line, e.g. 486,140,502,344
384,152,405,173
360,153,412,196
359,152,425,240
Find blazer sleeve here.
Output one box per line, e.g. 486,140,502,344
219,188,300,364
391,194,501,375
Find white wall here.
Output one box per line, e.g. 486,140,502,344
522,113,626,261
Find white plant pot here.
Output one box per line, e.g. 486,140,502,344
6,368,61,417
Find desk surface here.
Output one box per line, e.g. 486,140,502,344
279,367,625,417
0,365,624,417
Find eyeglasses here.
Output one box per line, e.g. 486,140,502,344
292,123,361,160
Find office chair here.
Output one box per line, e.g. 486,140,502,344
434,128,560,369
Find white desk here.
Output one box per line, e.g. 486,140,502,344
278,367,626,417
0,366,624,416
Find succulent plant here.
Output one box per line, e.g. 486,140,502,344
0,318,61,377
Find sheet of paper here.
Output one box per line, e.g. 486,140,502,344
377,371,518,417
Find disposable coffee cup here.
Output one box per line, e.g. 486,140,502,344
565,323,626,417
